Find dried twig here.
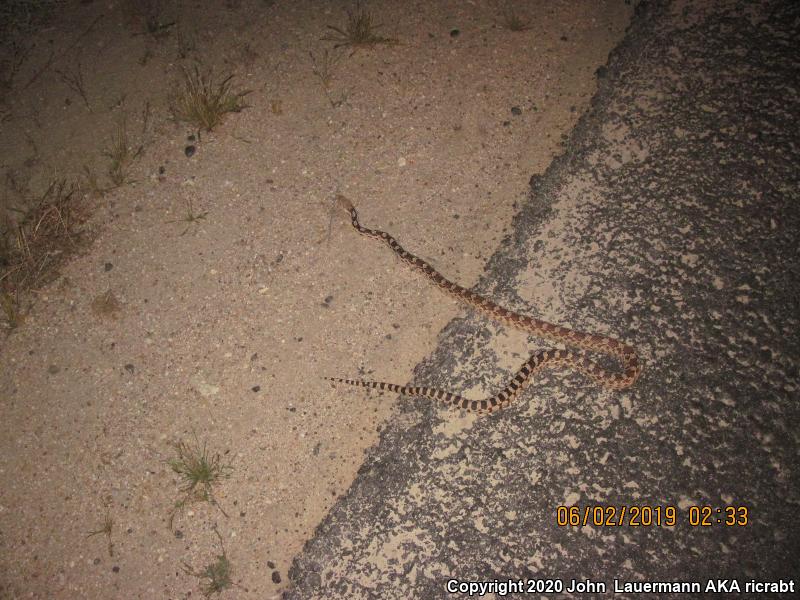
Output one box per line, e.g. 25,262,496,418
56,60,90,109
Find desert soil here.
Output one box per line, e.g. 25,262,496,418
0,0,636,597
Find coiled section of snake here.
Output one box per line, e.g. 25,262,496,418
327,194,642,414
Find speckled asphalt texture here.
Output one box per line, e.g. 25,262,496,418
286,1,799,598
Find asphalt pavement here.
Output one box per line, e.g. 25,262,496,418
286,1,800,597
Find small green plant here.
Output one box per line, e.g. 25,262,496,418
166,199,209,236
321,3,398,51
182,527,237,597
168,438,232,529
172,67,249,131
86,511,114,557
501,7,533,32
105,120,142,186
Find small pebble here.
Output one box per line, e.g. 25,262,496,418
104,262,113,272
124,364,135,374
252,385,261,392
272,571,282,584
511,106,522,116
267,561,275,569
450,29,460,37
184,145,196,158
48,365,60,375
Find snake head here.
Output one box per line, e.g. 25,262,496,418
335,194,355,213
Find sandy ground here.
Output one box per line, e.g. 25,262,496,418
0,1,636,597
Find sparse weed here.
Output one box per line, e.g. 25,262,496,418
501,7,533,32
82,165,108,197
172,67,249,131
0,0,63,39
322,2,398,51
309,49,343,89
105,119,142,187
86,511,115,557
56,59,90,109
166,198,209,236
0,0,61,100
176,25,197,59
167,438,232,530
0,291,23,329
90,289,122,319
309,49,349,108
0,40,30,99
182,527,237,597
128,0,175,38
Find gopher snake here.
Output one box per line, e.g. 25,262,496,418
327,195,642,414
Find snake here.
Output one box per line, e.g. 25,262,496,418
326,195,642,414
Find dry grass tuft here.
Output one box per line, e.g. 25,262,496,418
105,119,142,187
322,3,398,51
1,179,82,318
172,67,249,131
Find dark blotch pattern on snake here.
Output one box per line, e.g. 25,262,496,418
327,195,642,415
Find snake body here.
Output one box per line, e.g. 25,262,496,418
327,195,642,414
